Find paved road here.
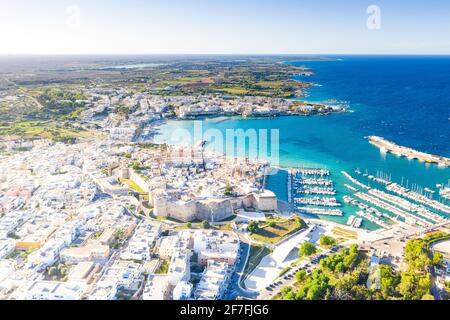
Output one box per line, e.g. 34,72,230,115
223,230,258,300
3,77,45,109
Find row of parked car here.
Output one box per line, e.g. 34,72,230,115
265,262,314,292
265,245,347,292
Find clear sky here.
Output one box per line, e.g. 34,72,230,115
1,0,450,55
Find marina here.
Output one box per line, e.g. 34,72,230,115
344,184,358,192
355,211,390,229
440,187,450,200
299,207,343,216
346,215,363,228
289,167,342,217
341,171,370,190
354,192,432,228
297,168,330,176
344,196,393,229
294,196,341,207
340,169,450,230
386,183,450,215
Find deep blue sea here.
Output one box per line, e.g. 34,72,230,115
155,56,450,228
291,55,450,157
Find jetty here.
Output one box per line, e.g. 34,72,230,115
298,207,343,216
368,136,450,167
341,171,370,190
347,215,363,228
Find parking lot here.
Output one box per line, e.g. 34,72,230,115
243,224,332,293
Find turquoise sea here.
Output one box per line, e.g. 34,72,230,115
154,56,450,229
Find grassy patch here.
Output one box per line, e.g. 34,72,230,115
175,222,234,232
256,81,284,88
242,244,272,286
0,120,94,142
278,266,292,278
119,178,146,194
331,227,358,240
250,217,306,245
216,87,249,95
4,249,21,260
424,232,450,247
156,259,169,274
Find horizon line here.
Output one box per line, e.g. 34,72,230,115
1,53,450,57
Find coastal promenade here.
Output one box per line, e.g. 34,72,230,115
369,136,450,167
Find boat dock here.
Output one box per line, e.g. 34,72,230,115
298,207,343,216
341,171,370,190
347,215,363,228
368,136,450,167
289,167,342,216
387,183,450,215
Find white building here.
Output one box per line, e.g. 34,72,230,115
0,260,16,290
168,252,191,286
173,281,193,300
193,230,239,266
67,261,97,285
26,280,85,300
96,261,143,292
89,285,117,300
121,222,161,261
60,243,110,265
142,274,170,300
195,261,230,300
25,239,66,272
156,234,190,260
0,240,15,259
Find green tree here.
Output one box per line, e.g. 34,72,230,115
60,267,68,276
350,285,372,300
293,217,306,230
187,222,193,229
433,252,443,267
247,221,259,234
398,272,431,300
114,229,126,240
298,242,317,257
131,161,142,171
319,235,336,247
335,262,345,273
201,220,210,229
307,284,323,300
281,286,293,296
404,239,431,272
349,244,359,255
283,291,296,300
379,265,401,299
295,270,307,282
281,286,296,300
267,220,276,228
224,183,233,196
